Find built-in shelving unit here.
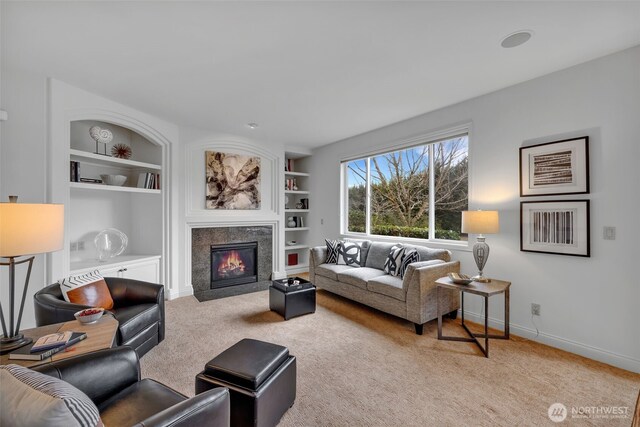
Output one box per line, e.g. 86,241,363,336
66,120,164,283
284,153,311,275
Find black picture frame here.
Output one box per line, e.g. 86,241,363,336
519,136,589,197
520,200,590,257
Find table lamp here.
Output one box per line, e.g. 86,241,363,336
461,210,499,283
0,197,64,354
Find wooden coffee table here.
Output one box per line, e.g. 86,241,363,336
436,277,511,357
0,314,119,368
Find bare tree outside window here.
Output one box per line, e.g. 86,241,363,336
345,135,468,241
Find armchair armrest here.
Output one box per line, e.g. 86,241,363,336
405,260,460,324
309,246,327,283
105,277,164,306
33,347,140,406
135,388,230,427
34,284,91,326
106,277,165,342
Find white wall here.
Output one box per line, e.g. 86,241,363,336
309,46,640,372
177,126,287,297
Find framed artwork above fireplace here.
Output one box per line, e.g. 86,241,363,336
205,151,261,209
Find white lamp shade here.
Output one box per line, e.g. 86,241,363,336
0,203,64,257
461,210,499,234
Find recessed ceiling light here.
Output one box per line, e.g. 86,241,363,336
247,123,259,129
501,30,533,48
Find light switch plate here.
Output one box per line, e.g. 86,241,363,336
603,226,616,240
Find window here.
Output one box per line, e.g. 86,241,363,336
343,133,468,242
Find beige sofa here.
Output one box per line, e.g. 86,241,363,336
309,241,460,334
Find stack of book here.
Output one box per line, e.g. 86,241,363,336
137,172,161,189
9,331,87,361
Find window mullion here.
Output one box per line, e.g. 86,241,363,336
366,157,371,235
428,144,435,240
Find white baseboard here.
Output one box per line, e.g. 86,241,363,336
460,310,640,374
166,285,194,300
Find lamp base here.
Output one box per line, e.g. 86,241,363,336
0,334,33,355
472,275,491,283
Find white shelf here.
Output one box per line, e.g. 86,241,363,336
285,227,310,231
284,209,309,213
284,171,309,177
285,263,309,272
70,254,161,274
70,182,161,194
284,190,310,195
70,149,161,170
284,245,309,251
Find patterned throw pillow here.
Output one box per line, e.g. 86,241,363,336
337,241,361,267
399,249,420,279
325,239,340,264
58,270,114,310
383,245,405,276
0,364,103,427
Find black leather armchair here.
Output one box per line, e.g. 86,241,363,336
34,277,165,357
34,347,230,427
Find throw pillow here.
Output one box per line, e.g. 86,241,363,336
58,271,114,310
325,239,340,264
0,364,103,427
399,249,421,279
383,245,405,276
337,241,361,267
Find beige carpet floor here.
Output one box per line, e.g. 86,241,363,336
141,290,639,426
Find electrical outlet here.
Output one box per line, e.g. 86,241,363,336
320,218,324,225
531,303,541,316
70,242,78,251
78,241,85,250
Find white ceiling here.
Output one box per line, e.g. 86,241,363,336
3,1,640,148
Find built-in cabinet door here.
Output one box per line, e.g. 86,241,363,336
73,257,160,284
122,259,160,283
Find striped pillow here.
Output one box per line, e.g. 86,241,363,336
325,239,340,264
0,364,102,427
399,249,420,279
58,270,114,310
383,245,405,276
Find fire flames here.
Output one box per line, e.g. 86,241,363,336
217,250,246,277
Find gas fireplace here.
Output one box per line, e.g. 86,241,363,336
210,242,258,289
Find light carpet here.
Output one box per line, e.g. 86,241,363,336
141,290,639,426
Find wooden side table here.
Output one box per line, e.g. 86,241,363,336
436,277,511,357
0,314,119,368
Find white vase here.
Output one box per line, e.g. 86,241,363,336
287,217,296,228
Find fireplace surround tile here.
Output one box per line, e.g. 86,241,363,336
192,226,272,301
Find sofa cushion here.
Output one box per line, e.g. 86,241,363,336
0,364,102,427
399,249,420,279
403,244,451,262
315,264,354,281
367,275,406,302
365,242,399,270
383,245,405,277
325,239,340,264
112,303,160,343
337,241,361,267
337,267,386,290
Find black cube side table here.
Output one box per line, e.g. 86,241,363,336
269,278,316,320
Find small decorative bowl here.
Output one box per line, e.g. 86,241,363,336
286,241,297,246
100,174,127,186
74,307,105,324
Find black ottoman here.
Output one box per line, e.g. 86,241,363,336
195,338,296,427
269,278,316,320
